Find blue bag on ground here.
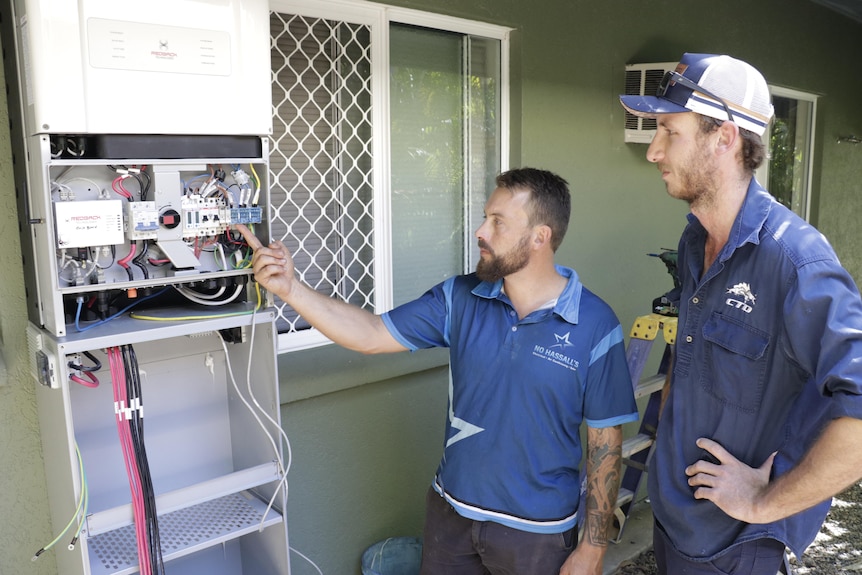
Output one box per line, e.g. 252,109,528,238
361,537,423,575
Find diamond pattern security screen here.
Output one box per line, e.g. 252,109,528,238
270,11,375,335
268,2,507,351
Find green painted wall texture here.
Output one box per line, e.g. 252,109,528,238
1,1,861,574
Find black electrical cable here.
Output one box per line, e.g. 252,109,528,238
127,346,164,574
91,245,117,269
130,171,145,201
133,241,151,280
122,345,165,575
139,168,152,202
130,345,164,575
68,350,102,372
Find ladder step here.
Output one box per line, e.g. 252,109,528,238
622,433,654,459
635,373,665,399
616,487,634,508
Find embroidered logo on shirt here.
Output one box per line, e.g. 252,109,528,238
551,332,574,350
726,282,756,314
531,332,580,371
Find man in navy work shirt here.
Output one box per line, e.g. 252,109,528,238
237,168,638,575
620,53,862,574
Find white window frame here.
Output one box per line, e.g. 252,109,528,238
268,0,511,352
756,85,818,221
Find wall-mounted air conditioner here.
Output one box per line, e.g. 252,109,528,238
623,61,677,144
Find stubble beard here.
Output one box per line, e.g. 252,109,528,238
665,137,719,209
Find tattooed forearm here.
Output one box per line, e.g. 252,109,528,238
583,425,623,547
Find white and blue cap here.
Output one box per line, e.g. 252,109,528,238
620,53,774,136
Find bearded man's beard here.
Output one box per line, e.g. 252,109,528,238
476,234,531,282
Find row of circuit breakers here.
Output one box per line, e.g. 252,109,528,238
53,164,262,283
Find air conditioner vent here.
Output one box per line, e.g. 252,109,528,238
625,69,643,96
623,61,677,143
644,68,667,94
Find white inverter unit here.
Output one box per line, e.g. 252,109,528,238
623,61,676,144
8,0,272,136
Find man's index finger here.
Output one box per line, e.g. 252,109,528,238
234,224,263,250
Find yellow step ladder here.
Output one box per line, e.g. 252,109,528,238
612,314,677,543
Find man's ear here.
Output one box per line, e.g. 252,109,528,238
533,224,552,250
715,120,741,157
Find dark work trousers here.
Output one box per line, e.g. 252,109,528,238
653,520,786,575
419,487,576,575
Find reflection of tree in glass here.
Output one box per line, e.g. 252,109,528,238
388,27,501,304
767,97,801,212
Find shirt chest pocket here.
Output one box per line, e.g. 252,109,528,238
700,312,770,413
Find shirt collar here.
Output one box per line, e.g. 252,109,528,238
471,265,583,325
685,177,772,262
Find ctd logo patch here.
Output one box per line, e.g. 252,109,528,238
726,282,756,314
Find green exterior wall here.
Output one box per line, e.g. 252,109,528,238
1,1,861,574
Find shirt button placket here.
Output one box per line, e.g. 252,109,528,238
685,294,701,344
677,292,702,375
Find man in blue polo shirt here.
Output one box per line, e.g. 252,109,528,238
237,167,638,574
620,53,862,574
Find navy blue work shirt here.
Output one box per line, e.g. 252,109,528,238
383,267,638,534
649,178,862,560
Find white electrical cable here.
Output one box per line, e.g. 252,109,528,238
57,257,98,285
51,181,75,201
220,304,321,573
214,243,228,271
216,331,283,481
178,286,226,300
290,547,324,575
59,177,105,198
242,312,294,530
174,284,243,306
217,325,294,530
91,246,114,269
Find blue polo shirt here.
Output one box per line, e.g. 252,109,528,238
382,266,638,534
651,179,862,560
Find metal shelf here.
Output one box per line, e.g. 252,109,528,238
87,491,283,575
51,305,275,353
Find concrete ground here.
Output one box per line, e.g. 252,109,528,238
602,500,654,575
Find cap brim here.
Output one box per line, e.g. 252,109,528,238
619,95,689,118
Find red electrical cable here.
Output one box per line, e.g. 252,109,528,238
109,347,152,575
111,176,133,200
69,371,99,388
118,243,137,273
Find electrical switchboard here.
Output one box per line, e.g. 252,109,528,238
1,0,293,573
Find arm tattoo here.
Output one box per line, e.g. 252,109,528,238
584,425,623,547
